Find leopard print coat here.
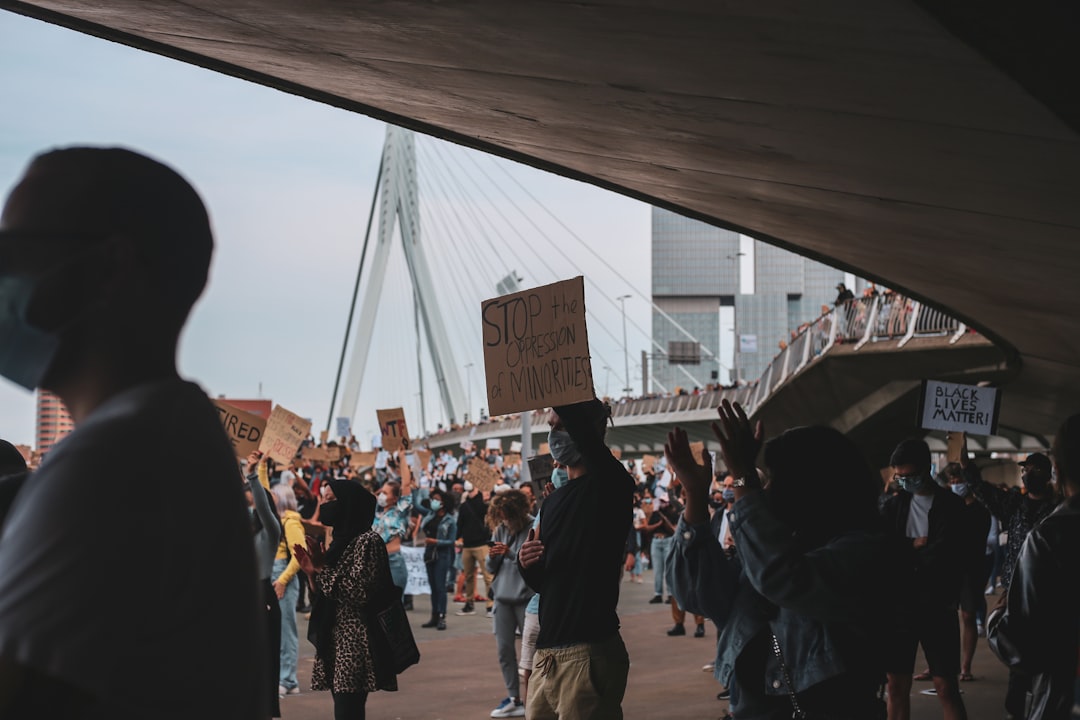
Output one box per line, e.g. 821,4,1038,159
312,529,398,693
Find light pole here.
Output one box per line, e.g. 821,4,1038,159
617,294,633,396
464,362,474,423
603,365,613,397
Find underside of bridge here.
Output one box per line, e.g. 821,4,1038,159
4,0,1077,435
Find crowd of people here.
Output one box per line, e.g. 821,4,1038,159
2,146,1080,720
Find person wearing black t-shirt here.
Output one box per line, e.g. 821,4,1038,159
518,399,635,719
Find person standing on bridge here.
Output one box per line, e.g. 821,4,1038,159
518,398,634,720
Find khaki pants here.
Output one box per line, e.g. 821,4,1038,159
527,633,629,720
461,545,493,607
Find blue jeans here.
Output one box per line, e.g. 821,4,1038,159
427,546,453,615
651,535,673,596
388,551,408,600
272,557,300,690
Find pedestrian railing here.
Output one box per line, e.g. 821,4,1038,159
742,294,971,415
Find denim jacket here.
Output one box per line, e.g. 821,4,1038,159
423,511,458,549
672,492,888,699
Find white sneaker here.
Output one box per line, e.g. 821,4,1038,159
490,697,525,717
278,684,300,697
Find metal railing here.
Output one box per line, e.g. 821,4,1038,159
425,294,969,445
743,294,970,415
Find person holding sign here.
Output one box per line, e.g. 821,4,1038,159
0,148,266,717
517,398,634,719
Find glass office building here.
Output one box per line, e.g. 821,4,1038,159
651,208,853,390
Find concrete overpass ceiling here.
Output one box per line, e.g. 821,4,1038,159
4,0,1078,432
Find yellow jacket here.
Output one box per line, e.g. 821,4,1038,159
275,509,306,586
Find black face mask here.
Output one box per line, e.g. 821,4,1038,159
708,499,725,510
319,500,341,527
1024,475,1050,494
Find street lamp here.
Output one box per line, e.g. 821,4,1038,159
616,294,633,396
602,365,613,397
464,362,474,423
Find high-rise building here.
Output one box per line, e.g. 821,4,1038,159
35,389,75,454
651,208,855,390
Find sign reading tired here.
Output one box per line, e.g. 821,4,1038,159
212,399,267,459
918,380,1001,435
258,404,312,464
376,407,410,452
482,276,594,416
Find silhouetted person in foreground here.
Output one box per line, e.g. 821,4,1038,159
0,147,266,718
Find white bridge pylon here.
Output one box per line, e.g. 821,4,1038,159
339,126,467,426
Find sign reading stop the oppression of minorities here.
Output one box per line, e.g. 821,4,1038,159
258,405,312,464
376,407,410,452
482,276,595,416
918,380,1001,435
212,399,268,459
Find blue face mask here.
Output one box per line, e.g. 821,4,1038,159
950,483,970,498
429,499,443,512
897,473,932,494
721,488,736,503
551,467,569,489
548,429,582,467
0,274,62,391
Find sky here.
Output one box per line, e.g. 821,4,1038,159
0,10,661,448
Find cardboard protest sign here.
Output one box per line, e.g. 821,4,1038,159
527,454,554,484
258,404,312,464
689,442,707,466
326,446,343,462
319,430,329,445
918,380,1000,435
642,454,658,474
349,451,378,469
510,440,522,453
504,452,521,466
302,446,330,462
468,457,502,492
417,449,432,470
212,399,268,459
460,440,474,451
376,407,410,452
539,442,550,455
481,276,594,416
486,438,502,451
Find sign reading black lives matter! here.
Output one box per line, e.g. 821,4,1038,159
918,380,1001,435
482,276,594,416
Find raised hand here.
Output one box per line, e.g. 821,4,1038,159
664,426,713,525
711,400,764,487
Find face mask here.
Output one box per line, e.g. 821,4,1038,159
430,499,443,512
950,483,970,498
376,492,388,508
897,473,932,494
463,480,474,492
708,499,724,510
319,500,340,527
551,467,569,489
722,488,736,503
1024,475,1049,494
0,275,62,391
548,429,582,467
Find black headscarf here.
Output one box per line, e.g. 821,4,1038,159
323,479,377,567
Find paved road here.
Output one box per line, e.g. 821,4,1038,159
276,570,1014,719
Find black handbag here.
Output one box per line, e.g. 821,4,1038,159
372,594,420,674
